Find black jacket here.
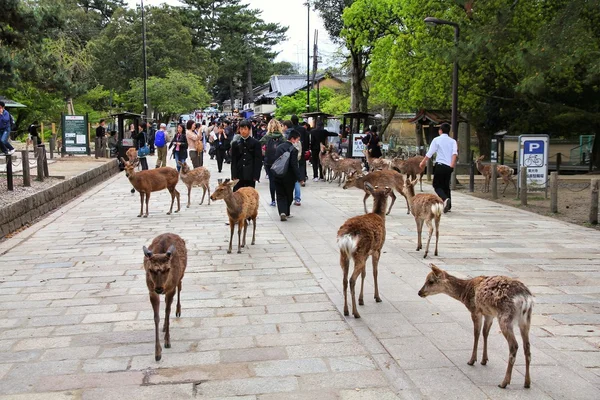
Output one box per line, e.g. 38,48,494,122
274,141,302,182
231,136,263,181
168,132,188,158
294,125,310,155
132,129,147,149
310,128,336,151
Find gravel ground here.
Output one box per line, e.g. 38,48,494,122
0,176,64,208
456,179,600,230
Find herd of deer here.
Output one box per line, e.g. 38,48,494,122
124,146,532,390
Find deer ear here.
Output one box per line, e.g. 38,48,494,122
143,246,153,258
430,263,443,278
217,178,223,184
411,177,419,186
165,245,176,258
223,178,230,184
229,179,238,187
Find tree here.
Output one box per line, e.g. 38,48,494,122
274,87,349,119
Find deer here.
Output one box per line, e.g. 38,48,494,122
319,143,339,182
475,155,517,194
343,169,410,215
418,264,534,389
392,155,425,192
337,183,392,318
143,233,187,362
122,158,180,217
210,179,259,254
399,177,444,258
177,161,211,208
363,148,392,171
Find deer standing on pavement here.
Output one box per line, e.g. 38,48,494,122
400,177,444,258
143,233,187,361
337,183,392,318
178,161,211,207
210,179,259,254
475,155,517,194
363,148,392,171
343,169,410,215
392,155,425,192
122,159,180,217
418,264,533,389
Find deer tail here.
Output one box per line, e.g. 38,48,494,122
515,294,534,325
337,234,358,257
432,203,443,217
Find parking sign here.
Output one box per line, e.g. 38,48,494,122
518,135,549,191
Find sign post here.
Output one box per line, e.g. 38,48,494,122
518,135,549,193
62,114,89,155
350,133,366,158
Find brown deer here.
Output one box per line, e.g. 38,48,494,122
210,179,259,254
363,148,392,171
418,264,534,389
319,143,339,182
143,233,187,361
475,155,517,194
400,177,444,258
337,183,392,319
177,161,211,208
122,158,180,217
343,170,410,215
392,155,425,192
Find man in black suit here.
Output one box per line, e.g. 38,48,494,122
291,115,309,184
231,119,263,192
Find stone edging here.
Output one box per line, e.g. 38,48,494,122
0,159,120,238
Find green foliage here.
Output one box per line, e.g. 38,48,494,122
274,87,350,120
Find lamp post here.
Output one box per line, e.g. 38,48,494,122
424,17,460,140
306,1,310,113
141,0,149,121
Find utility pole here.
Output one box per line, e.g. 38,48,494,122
306,1,310,113
141,0,149,121
311,30,319,111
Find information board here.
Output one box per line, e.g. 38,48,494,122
518,134,549,191
62,114,89,155
350,134,366,158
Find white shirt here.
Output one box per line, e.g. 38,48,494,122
426,133,458,166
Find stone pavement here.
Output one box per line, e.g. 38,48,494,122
0,153,599,399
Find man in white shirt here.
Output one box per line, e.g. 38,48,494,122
419,123,457,212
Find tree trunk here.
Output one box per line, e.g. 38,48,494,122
591,123,600,170
229,76,235,110
244,59,253,107
350,49,364,113
475,126,492,158
380,105,398,141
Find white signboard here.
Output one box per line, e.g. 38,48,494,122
518,135,549,191
351,134,366,158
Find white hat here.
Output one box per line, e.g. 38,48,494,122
160,123,167,128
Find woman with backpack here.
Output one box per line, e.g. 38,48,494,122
260,119,285,207
0,101,16,155
169,123,188,172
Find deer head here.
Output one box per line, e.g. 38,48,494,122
121,158,139,178
342,171,362,190
143,244,176,295
210,178,237,201
178,161,191,174
418,264,448,298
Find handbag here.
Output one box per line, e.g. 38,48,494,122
270,147,292,178
195,138,204,153
137,133,150,157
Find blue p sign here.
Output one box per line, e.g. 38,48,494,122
525,140,544,154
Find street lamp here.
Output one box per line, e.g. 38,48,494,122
141,0,149,121
424,17,460,140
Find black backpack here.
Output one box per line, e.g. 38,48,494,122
265,136,284,165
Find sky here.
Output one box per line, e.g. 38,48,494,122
126,0,340,71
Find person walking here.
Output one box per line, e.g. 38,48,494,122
154,123,168,168
309,121,338,181
0,101,15,155
419,122,457,213
95,119,106,152
186,120,202,169
260,119,285,206
133,122,149,170
365,125,382,158
214,123,230,173
274,130,304,221
148,122,157,155
291,115,309,185
169,123,188,172
231,119,262,192
283,120,303,206
28,121,40,148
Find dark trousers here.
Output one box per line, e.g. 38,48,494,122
139,157,149,170
433,163,453,205
311,152,322,179
216,149,226,172
233,180,255,192
190,150,203,168
265,165,276,202
275,178,294,216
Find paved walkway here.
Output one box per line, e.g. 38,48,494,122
0,153,599,399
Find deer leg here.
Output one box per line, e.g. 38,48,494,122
434,216,440,257
251,217,256,245
468,313,483,365
349,258,365,318
241,220,248,248
387,191,397,215
499,317,519,388
174,188,180,213
358,267,366,306
481,315,494,365
372,250,382,302
150,293,161,361
176,280,182,318
227,221,234,254
415,219,423,251
167,188,174,215
144,192,150,217
207,185,211,205
199,185,206,205
138,192,144,217
519,309,532,388
341,252,350,316
186,185,192,208
362,192,370,214
163,291,174,349
237,221,243,254
419,173,424,192
423,219,434,258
